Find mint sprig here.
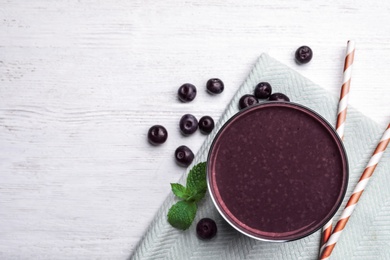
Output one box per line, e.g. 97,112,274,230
167,162,207,230
170,183,189,200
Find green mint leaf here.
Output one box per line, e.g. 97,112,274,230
167,162,207,230
186,189,206,203
167,200,197,230
186,162,207,202
170,183,189,200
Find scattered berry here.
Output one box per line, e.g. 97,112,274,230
147,125,168,145
175,145,195,167
295,46,313,64
254,82,272,99
239,94,258,110
178,83,197,102
269,93,290,102
199,116,215,134
179,114,198,135
196,218,217,240
206,78,224,94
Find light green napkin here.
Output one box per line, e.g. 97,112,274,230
131,54,390,260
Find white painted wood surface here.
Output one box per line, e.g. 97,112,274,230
1,1,389,259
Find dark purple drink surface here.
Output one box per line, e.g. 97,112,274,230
207,102,348,241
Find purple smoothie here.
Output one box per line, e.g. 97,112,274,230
207,102,348,241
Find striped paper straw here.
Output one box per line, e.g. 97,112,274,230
336,40,355,139
320,124,390,260
320,40,356,254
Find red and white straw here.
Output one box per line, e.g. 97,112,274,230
320,40,356,254
336,40,355,139
320,124,390,260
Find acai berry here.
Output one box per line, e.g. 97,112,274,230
179,114,198,135
269,93,290,102
178,83,197,102
295,46,313,64
206,78,224,94
254,82,272,99
199,116,215,134
196,218,217,240
239,94,258,110
174,145,194,167
148,125,168,145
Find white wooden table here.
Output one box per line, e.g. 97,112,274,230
1,1,389,259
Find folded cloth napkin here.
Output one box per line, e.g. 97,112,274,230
131,53,390,260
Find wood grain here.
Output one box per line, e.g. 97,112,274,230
1,0,389,259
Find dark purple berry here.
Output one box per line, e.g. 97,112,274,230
239,94,258,110
295,46,313,64
179,114,198,135
178,83,197,102
174,145,194,167
269,93,290,102
196,218,217,240
254,82,272,99
206,78,224,94
199,116,215,134
147,125,168,145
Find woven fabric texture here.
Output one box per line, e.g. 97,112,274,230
131,54,390,260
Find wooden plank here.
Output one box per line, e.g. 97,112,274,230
1,0,389,258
